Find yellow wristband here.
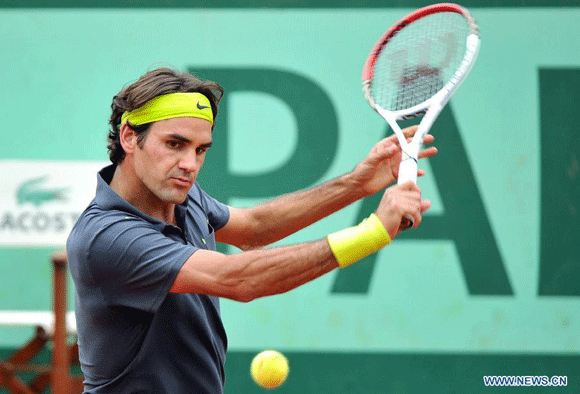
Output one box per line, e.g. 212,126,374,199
327,213,391,268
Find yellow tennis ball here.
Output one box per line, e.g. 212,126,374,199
250,350,289,389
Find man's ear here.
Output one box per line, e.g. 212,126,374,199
119,124,137,155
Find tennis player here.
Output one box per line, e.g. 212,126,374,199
67,67,437,393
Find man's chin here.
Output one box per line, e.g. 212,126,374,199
171,190,190,205
165,193,188,205
156,189,189,205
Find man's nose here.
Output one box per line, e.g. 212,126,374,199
178,150,200,173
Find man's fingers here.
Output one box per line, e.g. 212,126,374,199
402,196,423,229
406,200,431,228
372,139,398,160
402,125,419,138
398,180,420,191
401,131,435,147
397,182,424,227
420,199,431,214
406,134,434,144
418,146,438,159
376,181,429,236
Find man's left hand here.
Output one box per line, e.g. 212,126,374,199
351,125,438,196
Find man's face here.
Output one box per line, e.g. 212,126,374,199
132,117,213,205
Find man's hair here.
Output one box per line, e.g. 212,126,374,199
107,67,224,165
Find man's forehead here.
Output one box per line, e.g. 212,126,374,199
152,117,213,141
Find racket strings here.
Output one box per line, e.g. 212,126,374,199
372,12,470,113
394,66,443,112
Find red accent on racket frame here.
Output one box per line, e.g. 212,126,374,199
362,3,470,83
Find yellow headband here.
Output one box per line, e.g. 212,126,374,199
121,92,214,127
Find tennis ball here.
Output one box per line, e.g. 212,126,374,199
250,350,289,389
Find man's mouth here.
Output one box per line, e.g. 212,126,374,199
170,177,192,188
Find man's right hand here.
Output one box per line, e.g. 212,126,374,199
375,181,431,239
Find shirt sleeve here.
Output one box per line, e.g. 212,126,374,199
82,212,197,313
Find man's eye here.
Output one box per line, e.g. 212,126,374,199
167,141,181,149
196,147,207,155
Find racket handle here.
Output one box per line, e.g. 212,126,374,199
397,156,418,231
397,155,418,185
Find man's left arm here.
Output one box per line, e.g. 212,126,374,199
215,125,437,250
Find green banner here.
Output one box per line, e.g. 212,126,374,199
1,6,579,393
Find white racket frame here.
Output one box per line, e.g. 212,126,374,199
362,3,480,228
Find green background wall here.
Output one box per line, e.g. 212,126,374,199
1,1,579,392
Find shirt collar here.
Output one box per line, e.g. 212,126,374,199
95,164,187,232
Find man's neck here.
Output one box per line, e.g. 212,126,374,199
109,162,176,225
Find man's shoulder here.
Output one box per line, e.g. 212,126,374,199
67,202,146,251
72,201,134,230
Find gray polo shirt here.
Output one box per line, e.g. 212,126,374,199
67,165,230,393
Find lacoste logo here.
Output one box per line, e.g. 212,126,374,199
17,176,68,207
197,102,210,110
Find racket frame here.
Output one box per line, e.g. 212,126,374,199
362,3,480,228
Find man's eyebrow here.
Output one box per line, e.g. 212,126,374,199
167,133,191,143
166,134,212,148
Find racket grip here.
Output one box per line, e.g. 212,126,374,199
397,156,418,185
397,156,418,231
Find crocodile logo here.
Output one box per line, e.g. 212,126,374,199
17,176,68,207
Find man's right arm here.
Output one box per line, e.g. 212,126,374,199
169,238,337,302
170,181,430,301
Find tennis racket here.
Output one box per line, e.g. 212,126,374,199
362,3,480,230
